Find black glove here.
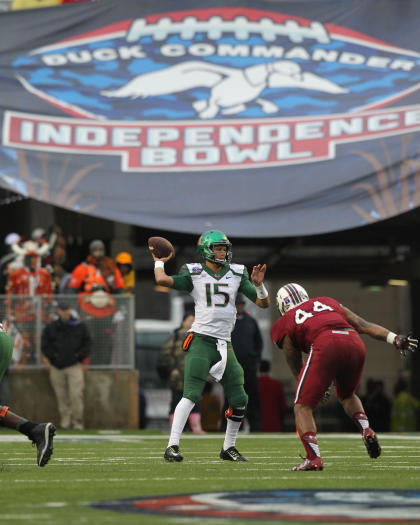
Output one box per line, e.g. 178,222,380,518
394,334,418,357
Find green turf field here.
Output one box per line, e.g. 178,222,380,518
0,431,419,524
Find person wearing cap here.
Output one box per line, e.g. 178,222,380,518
41,301,91,430
68,240,125,365
115,252,135,295
68,240,125,295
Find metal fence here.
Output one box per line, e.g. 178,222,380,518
1,294,135,369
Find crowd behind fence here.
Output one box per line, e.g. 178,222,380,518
1,294,135,369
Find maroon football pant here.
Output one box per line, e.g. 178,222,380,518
294,330,365,408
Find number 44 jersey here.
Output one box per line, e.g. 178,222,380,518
171,263,257,341
270,296,355,354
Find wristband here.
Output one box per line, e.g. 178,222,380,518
386,331,397,345
255,283,268,299
154,260,165,269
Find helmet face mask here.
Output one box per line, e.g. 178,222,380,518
197,230,232,266
276,283,309,315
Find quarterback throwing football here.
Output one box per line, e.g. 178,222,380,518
152,230,269,462
271,283,418,471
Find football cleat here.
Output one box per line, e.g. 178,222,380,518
363,428,381,459
292,456,323,471
164,445,183,462
29,422,56,467
219,446,249,462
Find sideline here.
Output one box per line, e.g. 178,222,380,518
0,432,419,443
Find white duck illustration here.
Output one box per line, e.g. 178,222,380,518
101,60,348,119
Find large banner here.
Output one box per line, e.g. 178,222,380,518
1,0,420,237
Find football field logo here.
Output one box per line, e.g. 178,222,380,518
4,7,420,171
91,489,420,521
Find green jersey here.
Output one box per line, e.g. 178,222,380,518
171,262,257,340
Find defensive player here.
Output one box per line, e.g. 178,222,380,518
151,230,269,462
271,283,418,471
0,322,55,467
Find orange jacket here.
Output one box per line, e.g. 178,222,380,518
68,260,124,293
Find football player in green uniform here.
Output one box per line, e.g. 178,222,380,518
0,323,55,467
152,230,270,462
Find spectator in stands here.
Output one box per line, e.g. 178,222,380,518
258,359,287,432
116,251,135,295
68,239,124,365
157,312,205,434
41,300,91,430
6,239,52,364
391,377,420,431
0,232,21,294
51,263,72,294
68,239,124,295
42,225,68,293
229,294,263,431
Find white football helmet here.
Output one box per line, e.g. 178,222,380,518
276,283,309,315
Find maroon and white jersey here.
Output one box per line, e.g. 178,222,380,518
270,296,354,354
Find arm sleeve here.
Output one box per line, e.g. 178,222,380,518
238,267,257,303
171,265,194,292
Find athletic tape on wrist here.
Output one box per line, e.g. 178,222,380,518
387,331,397,344
255,283,268,299
154,261,164,269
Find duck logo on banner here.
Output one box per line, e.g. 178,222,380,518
5,7,420,171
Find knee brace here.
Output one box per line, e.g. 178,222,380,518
224,406,246,423
0,405,9,422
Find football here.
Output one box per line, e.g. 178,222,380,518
148,236,174,259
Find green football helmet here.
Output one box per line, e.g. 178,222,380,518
197,230,232,265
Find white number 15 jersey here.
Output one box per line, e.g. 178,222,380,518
171,262,257,340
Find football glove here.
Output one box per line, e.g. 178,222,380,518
394,334,418,357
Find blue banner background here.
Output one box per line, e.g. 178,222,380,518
1,0,419,237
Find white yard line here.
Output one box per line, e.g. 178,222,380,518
1,432,419,443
